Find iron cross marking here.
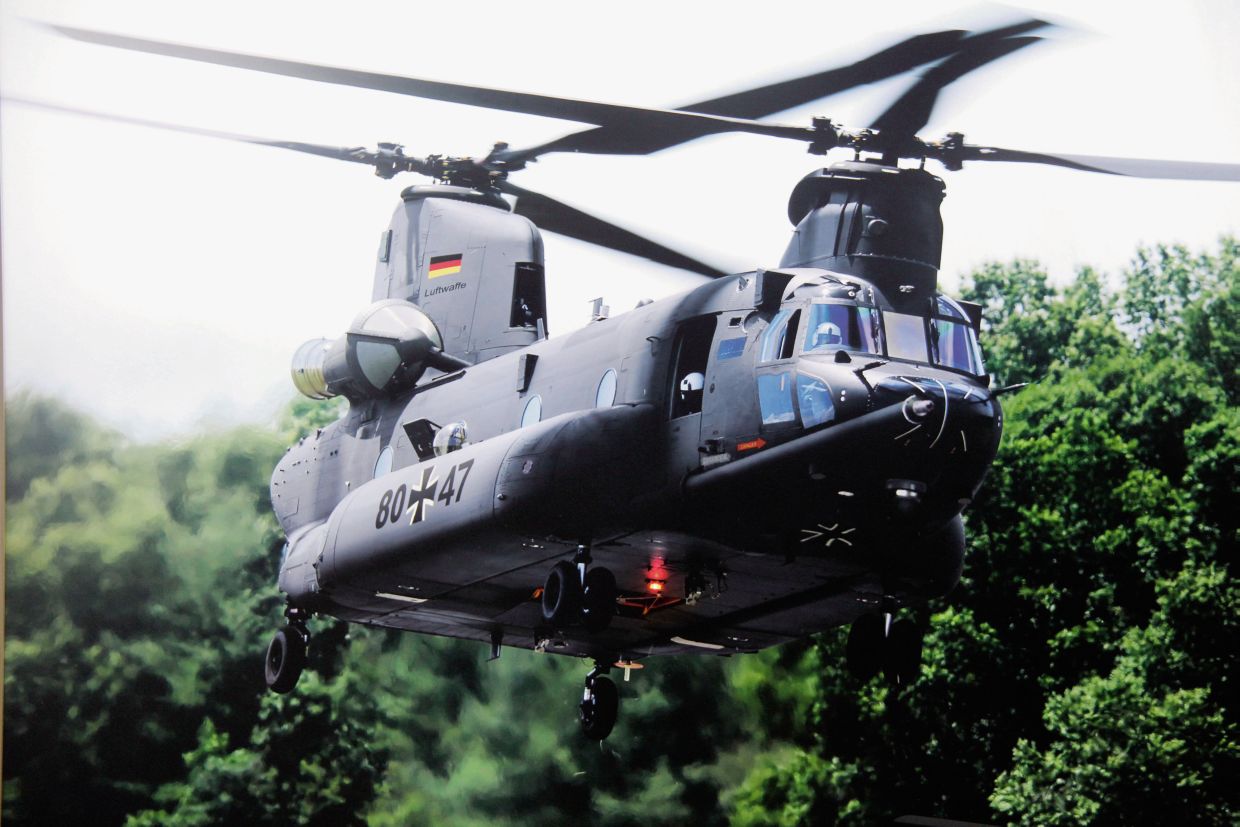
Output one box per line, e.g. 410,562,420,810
407,466,439,524
799,523,856,547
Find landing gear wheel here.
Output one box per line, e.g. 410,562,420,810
265,625,307,694
541,561,582,626
845,613,885,680
884,618,923,685
582,567,617,633
580,675,619,740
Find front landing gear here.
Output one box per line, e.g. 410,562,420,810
265,610,309,694
541,561,581,627
845,611,923,685
580,663,619,740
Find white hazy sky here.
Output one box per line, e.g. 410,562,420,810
3,0,1238,440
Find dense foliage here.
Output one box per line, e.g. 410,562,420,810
4,239,1236,824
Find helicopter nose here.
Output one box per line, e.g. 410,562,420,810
925,378,1002,457
878,375,1001,446
873,376,1003,520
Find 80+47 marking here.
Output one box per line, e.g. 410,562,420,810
375,459,474,529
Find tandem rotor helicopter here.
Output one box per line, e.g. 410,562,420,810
40,17,1240,740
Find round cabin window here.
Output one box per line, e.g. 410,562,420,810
521,395,543,428
373,445,394,478
595,369,618,408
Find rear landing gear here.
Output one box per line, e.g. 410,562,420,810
541,544,617,633
265,610,309,694
580,663,619,740
846,611,922,685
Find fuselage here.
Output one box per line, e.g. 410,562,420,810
271,266,1001,663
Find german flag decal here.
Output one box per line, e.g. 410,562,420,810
428,253,463,278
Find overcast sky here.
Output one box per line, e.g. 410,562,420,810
3,0,1238,440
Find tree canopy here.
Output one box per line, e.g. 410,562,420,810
4,238,1236,825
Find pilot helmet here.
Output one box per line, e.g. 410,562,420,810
679,372,705,395
813,322,843,348
433,421,469,455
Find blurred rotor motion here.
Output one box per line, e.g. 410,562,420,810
13,17,1238,279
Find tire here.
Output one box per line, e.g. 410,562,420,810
582,567,617,633
541,561,582,626
580,675,619,740
884,618,923,685
265,626,307,694
845,613,885,680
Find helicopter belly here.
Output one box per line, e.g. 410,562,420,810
304,520,958,661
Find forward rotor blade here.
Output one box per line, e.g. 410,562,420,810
4,95,386,167
497,181,730,277
682,29,970,119
950,145,1240,181
507,29,972,160
50,24,814,146
872,20,1049,143
503,18,1050,163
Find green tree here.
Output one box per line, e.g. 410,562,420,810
4,390,116,502
3,397,387,825
992,564,1240,825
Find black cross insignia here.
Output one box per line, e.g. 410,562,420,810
406,465,439,524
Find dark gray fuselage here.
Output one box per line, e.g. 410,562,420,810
273,251,999,664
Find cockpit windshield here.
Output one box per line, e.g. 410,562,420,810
802,303,882,355
786,294,984,377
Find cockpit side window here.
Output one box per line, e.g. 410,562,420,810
796,373,835,428
803,303,882,355
759,309,801,362
757,372,796,425
929,295,986,375
935,295,968,320
930,318,985,374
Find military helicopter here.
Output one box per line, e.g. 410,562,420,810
44,18,1240,741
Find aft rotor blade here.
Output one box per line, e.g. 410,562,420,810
4,95,389,167
498,181,730,277
50,25,815,145
872,21,1049,143
950,145,1240,181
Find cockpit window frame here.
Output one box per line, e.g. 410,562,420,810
777,292,986,378
929,315,986,376
801,299,885,358
863,294,987,378
758,308,802,364
926,295,986,376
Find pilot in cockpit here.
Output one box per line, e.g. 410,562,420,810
811,321,843,350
